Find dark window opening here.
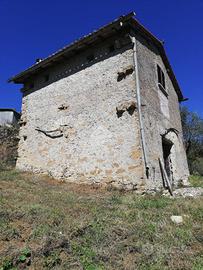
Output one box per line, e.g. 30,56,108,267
44,74,49,82
157,65,166,89
109,44,115,53
87,54,94,63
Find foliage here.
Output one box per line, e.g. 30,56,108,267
180,106,203,175
0,259,13,270
0,125,19,170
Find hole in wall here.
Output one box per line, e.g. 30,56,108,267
116,108,125,118
58,104,69,110
117,66,134,82
19,120,27,127
116,101,137,118
117,72,126,82
125,68,134,76
127,104,136,116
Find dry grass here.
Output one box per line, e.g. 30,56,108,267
0,170,203,270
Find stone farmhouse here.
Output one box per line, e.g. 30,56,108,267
9,12,189,190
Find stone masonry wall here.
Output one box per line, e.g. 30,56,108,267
135,33,189,189
17,38,145,190
17,30,189,190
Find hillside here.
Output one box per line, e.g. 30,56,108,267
0,170,202,270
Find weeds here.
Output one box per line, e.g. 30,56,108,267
135,196,171,209
43,251,61,269
30,224,52,239
0,170,20,182
0,259,13,270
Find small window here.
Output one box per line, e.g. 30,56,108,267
87,54,94,63
44,74,49,82
157,65,166,89
108,44,115,53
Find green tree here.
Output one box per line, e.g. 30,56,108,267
180,106,203,175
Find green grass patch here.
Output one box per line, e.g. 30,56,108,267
190,175,203,187
135,196,171,209
0,169,21,182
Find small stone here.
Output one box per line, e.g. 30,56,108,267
170,215,183,224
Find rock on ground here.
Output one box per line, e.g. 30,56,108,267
170,215,183,224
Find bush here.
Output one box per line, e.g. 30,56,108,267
180,106,203,175
191,157,203,176
0,126,19,169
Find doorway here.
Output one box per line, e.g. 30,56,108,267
162,137,173,183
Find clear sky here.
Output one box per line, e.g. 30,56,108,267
0,0,202,116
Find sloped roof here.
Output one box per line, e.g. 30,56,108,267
8,12,183,101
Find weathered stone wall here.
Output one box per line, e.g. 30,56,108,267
16,30,189,190
135,33,189,189
17,37,145,189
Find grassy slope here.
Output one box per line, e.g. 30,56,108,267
0,170,203,270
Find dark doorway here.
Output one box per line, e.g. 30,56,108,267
162,138,173,180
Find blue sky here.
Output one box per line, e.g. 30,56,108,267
0,0,203,116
